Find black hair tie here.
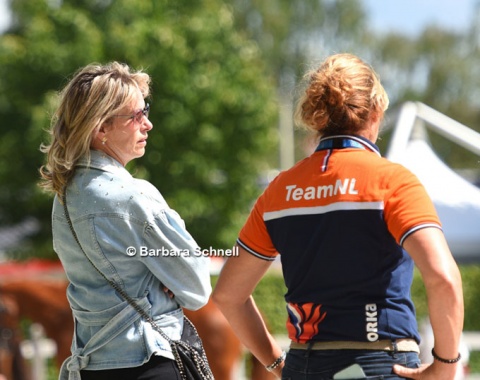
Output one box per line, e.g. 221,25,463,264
431,348,461,364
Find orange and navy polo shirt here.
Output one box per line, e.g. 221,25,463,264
238,135,441,344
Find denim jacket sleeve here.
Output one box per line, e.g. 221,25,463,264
141,206,212,310
58,151,212,313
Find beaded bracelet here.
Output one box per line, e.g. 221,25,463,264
266,351,286,372
431,348,462,364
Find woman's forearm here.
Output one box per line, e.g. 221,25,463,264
214,294,283,370
212,246,284,377
425,264,464,360
404,227,464,359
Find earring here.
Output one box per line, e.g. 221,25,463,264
101,137,107,145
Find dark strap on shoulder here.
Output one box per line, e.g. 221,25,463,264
61,191,173,343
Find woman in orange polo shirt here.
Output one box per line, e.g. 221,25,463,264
213,53,463,380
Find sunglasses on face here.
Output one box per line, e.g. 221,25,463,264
113,103,150,123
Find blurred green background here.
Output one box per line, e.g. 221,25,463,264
1,0,480,378
2,0,480,259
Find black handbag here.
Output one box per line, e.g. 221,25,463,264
173,316,214,379
62,193,215,380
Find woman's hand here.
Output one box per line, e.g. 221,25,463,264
393,362,459,380
163,286,174,298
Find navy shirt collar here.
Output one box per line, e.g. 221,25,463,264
315,135,381,157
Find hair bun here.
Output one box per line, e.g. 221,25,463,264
294,53,389,136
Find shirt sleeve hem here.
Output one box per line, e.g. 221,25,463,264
399,223,443,246
236,238,277,262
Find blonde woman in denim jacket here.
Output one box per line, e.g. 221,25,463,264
40,62,212,380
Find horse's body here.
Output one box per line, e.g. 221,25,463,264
0,280,73,370
0,277,275,380
0,293,30,380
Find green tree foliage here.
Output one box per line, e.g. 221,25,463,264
231,0,372,163
2,0,480,254
232,0,480,171
0,0,278,257
232,0,368,86
365,10,480,169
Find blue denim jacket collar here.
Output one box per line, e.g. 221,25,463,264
77,149,131,179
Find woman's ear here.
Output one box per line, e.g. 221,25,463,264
91,122,111,148
369,110,381,124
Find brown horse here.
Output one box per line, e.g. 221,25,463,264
0,293,30,380
0,280,73,371
0,277,275,380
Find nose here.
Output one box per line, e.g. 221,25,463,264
142,116,153,131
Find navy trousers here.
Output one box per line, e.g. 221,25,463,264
282,349,420,379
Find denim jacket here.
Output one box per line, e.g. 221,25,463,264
52,150,212,379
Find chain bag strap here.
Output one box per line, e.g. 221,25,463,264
62,192,214,380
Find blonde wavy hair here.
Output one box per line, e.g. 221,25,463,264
39,62,151,198
294,53,389,136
